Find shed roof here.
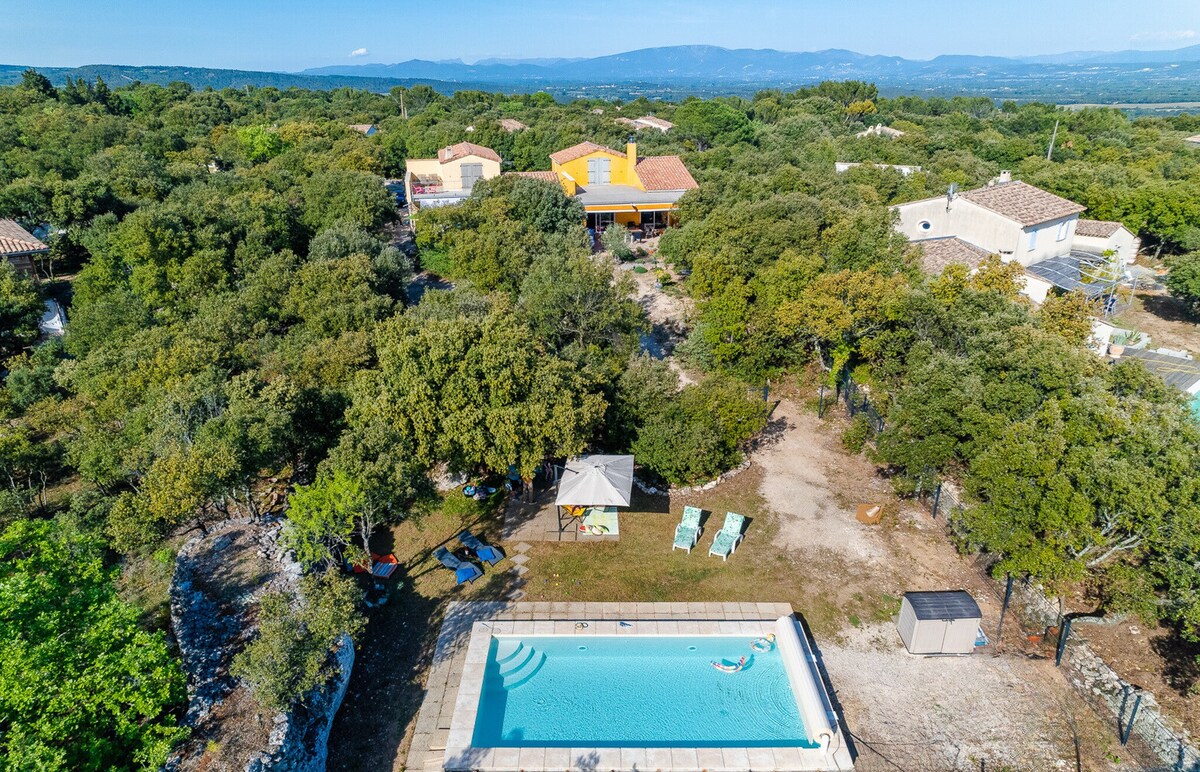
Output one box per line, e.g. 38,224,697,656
913,236,992,274
0,220,49,256
1075,219,1127,238
497,118,527,132
958,181,1086,227
904,591,981,621
438,142,501,163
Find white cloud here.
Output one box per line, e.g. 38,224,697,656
1130,30,1196,44
349,47,369,57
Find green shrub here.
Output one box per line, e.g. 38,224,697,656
841,414,871,454
418,247,453,277
231,573,364,712
631,265,648,274
628,370,770,486
601,226,633,260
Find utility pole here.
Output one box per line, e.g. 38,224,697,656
1047,119,1059,160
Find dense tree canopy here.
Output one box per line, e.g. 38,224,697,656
3,71,1200,768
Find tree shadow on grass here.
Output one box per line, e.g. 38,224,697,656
1142,293,1200,324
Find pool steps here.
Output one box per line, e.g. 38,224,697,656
495,640,547,688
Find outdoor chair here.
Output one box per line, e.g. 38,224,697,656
708,512,745,561
434,546,483,585
458,531,505,566
672,506,703,553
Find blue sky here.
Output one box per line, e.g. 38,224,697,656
3,0,1199,71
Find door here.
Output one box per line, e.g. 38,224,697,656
587,158,611,185
461,163,484,190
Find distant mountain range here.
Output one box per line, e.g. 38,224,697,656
301,43,1200,83
0,63,472,94
6,43,1200,105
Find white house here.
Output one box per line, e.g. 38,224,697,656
894,179,1086,267
856,124,905,139
1074,219,1139,264
836,161,922,177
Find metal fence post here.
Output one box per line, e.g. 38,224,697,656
931,483,942,519
1122,692,1143,746
1056,616,1074,667
997,574,1013,641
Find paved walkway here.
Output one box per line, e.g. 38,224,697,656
501,488,619,543
405,601,795,772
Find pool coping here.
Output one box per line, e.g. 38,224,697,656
420,602,854,772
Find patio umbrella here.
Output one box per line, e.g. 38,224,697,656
554,454,634,507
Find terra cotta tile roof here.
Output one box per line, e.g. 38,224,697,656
634,155,698,191
438,142,501,163
1075,219,1126,238
549,141,625,165
497,118,527,132
0,219,48,256
957,181,1085,227
507,171,560,183
913,236,993,274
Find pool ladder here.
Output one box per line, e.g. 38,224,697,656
495,641,547,689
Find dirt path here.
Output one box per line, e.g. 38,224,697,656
621,262,698,386
747,398,1121,770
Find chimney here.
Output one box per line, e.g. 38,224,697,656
626,140,638,185
998,170,1012,184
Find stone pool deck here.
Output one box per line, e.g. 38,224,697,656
405,601,851,772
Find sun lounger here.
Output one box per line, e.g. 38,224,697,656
708,512,745,561
673,506,703,553
348,551,399,578
434,546,483,584
458,531,505,566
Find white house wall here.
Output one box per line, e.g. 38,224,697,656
1075,228,1139,266
896,197,1079,266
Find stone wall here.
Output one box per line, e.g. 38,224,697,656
1013,579,1200,769
165,517,355,772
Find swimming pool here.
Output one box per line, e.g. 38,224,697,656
442,614,853,771
474,635,814,748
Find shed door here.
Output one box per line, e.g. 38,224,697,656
588,158,611,185
461,163,484,190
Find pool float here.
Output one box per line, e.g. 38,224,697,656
710,656,747,673
751,633,776,653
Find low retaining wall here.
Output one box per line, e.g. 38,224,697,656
633,458,753,497
1012,579,1200,769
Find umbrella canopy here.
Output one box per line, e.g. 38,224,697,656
555,455,635,507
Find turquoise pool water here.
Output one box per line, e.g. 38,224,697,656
472,635,815,748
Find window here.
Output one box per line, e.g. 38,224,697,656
460,163,484,190
1028,228,1038,252
1057,221,1069,242
918,220,932,231
587,158,611,185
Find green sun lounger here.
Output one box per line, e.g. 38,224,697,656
708,512,745,561
672,506,703,553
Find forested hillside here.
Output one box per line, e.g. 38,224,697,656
3,69,1200,768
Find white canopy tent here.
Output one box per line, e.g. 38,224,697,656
555,455,634,507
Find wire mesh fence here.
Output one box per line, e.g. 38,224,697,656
836,373,886,433
913,479,1200,771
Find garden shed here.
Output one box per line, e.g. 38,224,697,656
897,590,981,655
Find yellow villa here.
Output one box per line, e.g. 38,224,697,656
514,141,697,236
404,142,502,211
